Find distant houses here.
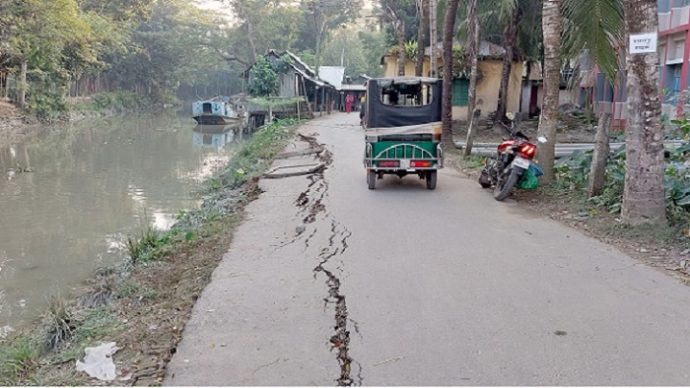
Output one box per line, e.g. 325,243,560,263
380,41,537,121
244,50,368,118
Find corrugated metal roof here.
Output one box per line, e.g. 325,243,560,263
341,84,367,92
318,66,346,89
259,49,336,88
297,67,326,87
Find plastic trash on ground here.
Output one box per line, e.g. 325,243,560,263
75,342,120,381
519,164,542,190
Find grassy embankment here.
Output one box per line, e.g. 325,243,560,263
0,118,302,385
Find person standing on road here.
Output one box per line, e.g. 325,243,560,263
345,93,354,113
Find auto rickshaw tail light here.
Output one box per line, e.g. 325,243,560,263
379,161,400,167
410,160,432,167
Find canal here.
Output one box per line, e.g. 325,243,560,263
0,114,245,333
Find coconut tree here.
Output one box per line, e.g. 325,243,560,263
536,0,561,183
415,0,428,76
561,0,625,196
462,0,479,156
441,0,461,149
493,0,520,124
620,0,666,225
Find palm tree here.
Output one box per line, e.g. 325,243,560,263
621,0,666,225
561,0,624,81
415,0,428,76
536,0,561,183
441,0,461,149
463,0,480,156
561,0,624,196
494,0,520,124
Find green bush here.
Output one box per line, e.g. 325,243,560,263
28,89,68,121
126,226,161,265
91,91,150,112
555,136,690,224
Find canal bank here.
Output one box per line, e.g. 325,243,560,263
0,116,302,385
0,94,170,150
0,114,235,330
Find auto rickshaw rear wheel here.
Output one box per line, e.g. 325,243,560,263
426,171,437,190
367,169,376,190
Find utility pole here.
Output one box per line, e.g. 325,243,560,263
429,0,437,78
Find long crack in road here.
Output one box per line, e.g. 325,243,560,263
293,135,359,386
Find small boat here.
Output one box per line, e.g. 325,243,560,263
192,97,241,125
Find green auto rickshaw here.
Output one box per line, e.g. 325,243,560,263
362,77,443,190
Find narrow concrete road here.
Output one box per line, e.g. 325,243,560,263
166,113,690,386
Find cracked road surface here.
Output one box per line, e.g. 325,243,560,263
166,113,690,385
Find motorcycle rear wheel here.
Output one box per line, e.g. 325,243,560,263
493,169,520,201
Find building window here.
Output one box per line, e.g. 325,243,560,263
452,78,469,106
673,39,685,61
673,65,682,93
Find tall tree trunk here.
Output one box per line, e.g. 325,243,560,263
536,0,561,183
495,5,520,125
441,0,460,149
429,0,438,77
621,0,666,225
397,20,406,76
246,17,258,63
415,0,427,76
18,60,27,109
588,112,612,197
3,72,8,99
463,0,479,157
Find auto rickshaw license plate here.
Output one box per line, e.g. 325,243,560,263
400,159,410,169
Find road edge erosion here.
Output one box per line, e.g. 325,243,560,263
0,118,305,385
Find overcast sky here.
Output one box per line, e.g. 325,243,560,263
193,0,374,21
194,0,236,20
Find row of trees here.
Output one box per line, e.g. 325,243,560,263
0,0,241,116
0,0,386,118
371,0,661,226
438,0,664,226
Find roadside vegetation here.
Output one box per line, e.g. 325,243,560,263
0,118,301,385
452,116,690,282
551,118,690,229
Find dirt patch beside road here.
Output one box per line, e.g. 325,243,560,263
452,113,610,144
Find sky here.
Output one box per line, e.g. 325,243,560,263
194,0,375,21
194,0,236,20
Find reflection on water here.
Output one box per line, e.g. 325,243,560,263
192,124,240,149
0,115,245,329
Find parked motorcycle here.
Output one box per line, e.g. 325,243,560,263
478,113,547,201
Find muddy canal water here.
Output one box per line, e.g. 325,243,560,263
0,115,244,333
